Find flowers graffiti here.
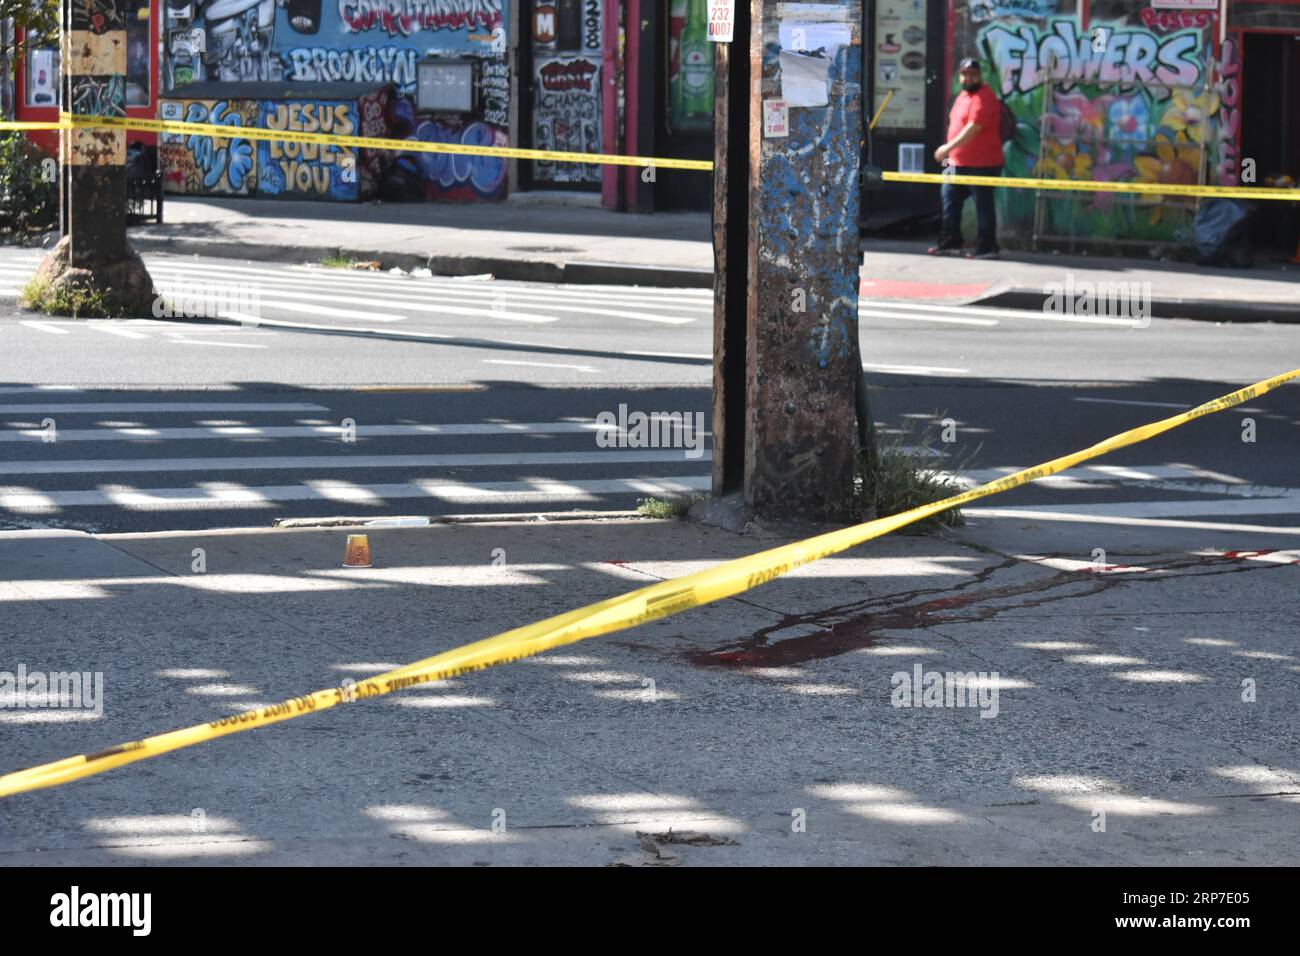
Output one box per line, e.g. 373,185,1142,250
975,17,1223,242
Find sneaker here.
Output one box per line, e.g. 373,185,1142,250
927,241,963,256
967,245,1000,260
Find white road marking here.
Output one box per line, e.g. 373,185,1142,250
0,449,712,476
1074,396,1266,412
150,269,563,324
0,402,328,414
217,262,713,310
19,320,69,334
964,509,1300,535
967,497,1300,519
863,362,969,376
0,421,622,443
231,299,409,323
0,386,84,394
170,259,712,307
88,323,148,340
0,475,714,511
858,308,998,327
170,339,269,349
483,359,597,373
865,299,1143,326
149,266,691,324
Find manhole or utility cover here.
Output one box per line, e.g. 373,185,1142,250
506,245,582,253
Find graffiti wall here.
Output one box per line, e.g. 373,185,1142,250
951,0,1233,245
258,99,360,199
529,0,605,185
379,94,510,200
164,0,506,93
160,88,392,200
159,99,259,195
163,0,511,201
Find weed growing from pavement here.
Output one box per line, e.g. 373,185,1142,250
637,495,704,519
855,417,977,530
19,277,137,318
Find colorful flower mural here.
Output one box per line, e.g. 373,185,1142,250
960,6,1232,246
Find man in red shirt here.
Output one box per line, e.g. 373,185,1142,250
929,58,1004,259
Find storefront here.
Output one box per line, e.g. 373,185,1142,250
942,0,1300,250
10,0,161,157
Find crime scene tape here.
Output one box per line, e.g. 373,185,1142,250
1,113,714,171
4,114,1299,199
882,170,1300,202
1,367,1297,798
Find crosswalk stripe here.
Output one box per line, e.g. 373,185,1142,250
19,320,69,334
484,359,596,372
0,475,713,511
154,260,712,311
0,386,85,395
149,269,563,324
148,266,694,325
968,497,1300,519
0,449,711,476
960,464,1251,484
171,339,269,349
863,362,969,375
0,421,618,443
88,324,149,340
863,299,1142,326
0,402,328,413
857,308,998,326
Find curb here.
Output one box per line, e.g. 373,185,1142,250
123,233,1295,315
127,234,712,288
981,288,1300,324
271,510,646,529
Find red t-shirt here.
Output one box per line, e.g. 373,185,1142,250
947,84,1004,167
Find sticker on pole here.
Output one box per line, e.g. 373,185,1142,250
763,98,789,138
708,0,735,42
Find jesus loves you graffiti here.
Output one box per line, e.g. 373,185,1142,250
982,21,1201,95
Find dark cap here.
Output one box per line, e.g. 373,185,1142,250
958,58,981,71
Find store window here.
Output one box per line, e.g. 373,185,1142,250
668,0,714,134
26,45,58,107
24,3,150,108
126,1,151,106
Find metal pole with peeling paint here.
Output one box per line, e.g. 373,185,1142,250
33,0,152,312
714,0,865,522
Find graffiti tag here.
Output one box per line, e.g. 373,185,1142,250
1213,38,1240,186
339,0,505,38
286,45,420,93
982,21,1200,96
538,58,599,93
184,101,255,192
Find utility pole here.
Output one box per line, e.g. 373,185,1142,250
712,0,865,522
33,0,152,311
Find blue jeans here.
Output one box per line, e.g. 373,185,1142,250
941,165,1001,248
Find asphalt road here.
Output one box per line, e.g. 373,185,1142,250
1,248,1297,534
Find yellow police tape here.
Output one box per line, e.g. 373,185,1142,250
1,367,1297,798
3,114,1299,199
882,170,1300,202
0,113,714,171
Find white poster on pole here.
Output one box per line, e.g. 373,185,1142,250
708,0,735,42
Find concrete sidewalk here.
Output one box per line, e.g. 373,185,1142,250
1,514,1296,866
119,196,1300,321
